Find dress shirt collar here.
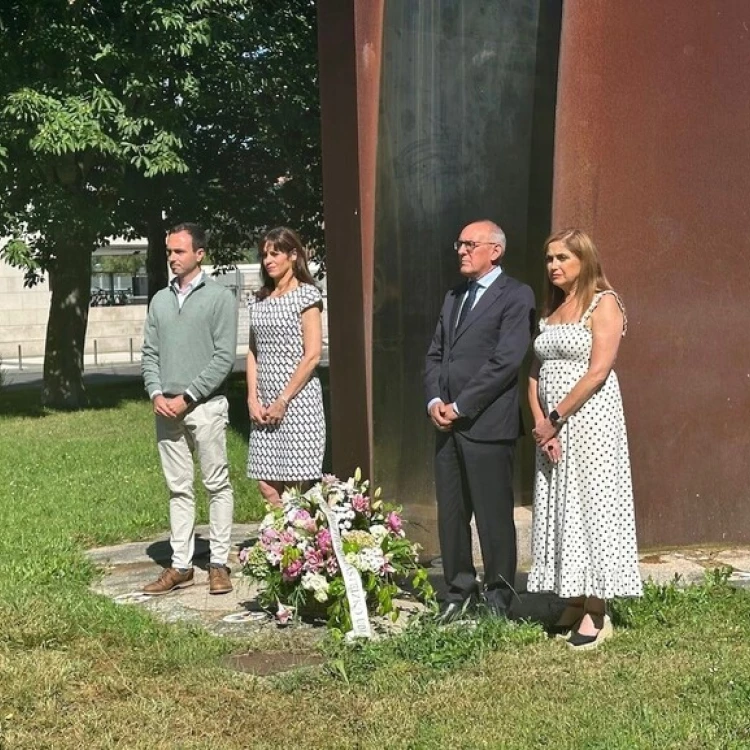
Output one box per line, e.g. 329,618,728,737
171,270,205,295
473,264,502,290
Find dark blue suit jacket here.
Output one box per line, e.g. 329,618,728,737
424,272,535,442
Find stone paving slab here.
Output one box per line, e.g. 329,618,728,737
87,523,260,568
636,546,750,586
87,522,424,638
89,523,271,637
713,548,750,572
637,552,709,586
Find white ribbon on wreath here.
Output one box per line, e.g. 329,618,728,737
316,500,372,640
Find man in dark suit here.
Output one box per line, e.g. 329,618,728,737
424,220,535,621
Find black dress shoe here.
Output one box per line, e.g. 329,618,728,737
481,597,509,620
481,588,512,619
435,597,476,624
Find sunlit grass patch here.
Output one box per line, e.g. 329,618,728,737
3,382,750,748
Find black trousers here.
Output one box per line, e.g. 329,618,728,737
434,431,516,609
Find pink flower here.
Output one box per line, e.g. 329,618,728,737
326,556,339,576
315,528,332,554
260,528,279,547
386,511,403,534
279,530,297,546
351,493,370,514
322,474,337,485
303,547,325,573
282,558,303,581
380,558,396,575
292,509,317,534
276,603,294,625
238,547,249,564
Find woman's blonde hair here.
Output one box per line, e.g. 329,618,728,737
542,228,614,318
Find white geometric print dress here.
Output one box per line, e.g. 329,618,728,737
527,291,643,600
247,284,325,482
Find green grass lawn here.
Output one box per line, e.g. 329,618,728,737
2,379,750,749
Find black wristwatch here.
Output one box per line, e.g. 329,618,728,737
548,409,563,426
182,392,195,405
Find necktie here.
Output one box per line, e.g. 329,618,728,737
456,281,478,329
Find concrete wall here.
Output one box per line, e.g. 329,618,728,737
0,258,329,367
0,261,50,361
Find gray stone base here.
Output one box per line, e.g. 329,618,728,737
86,515,750,640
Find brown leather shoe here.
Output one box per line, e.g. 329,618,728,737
209,565,233,595
142,567,194,596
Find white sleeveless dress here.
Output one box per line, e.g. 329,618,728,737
527,291,642,599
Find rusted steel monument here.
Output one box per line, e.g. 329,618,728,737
318,0,750,551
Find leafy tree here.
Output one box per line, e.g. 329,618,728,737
0,0,321,409
94,254,144,275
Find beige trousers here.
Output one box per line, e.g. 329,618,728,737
156,396,234,569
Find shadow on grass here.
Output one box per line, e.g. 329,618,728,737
417,565,566,627
0,376,148,418
1,368,333,475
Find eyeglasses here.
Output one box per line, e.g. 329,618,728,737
453,240,498,253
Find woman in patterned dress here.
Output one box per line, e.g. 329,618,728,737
527,228,642,651
246,227,325,506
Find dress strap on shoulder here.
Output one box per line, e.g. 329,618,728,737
581,290,627,335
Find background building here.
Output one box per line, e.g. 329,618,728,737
1,242,328,370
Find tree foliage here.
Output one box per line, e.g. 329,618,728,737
0,0,322,408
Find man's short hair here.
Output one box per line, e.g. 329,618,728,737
168,222,207,251
482,221,506,250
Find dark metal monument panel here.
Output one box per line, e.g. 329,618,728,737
371,0,561,556
554,0,750,546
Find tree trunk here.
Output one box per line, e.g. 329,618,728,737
146,211,168,304
42,242,94,409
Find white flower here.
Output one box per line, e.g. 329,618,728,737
267,550,282,565
345,547,385,574
369,524,388,543
361,548,385,573
301,572,329,596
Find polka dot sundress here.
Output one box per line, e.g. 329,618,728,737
527,291,643,599
246,284,325,482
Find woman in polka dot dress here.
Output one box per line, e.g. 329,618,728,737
527,228,642,651
246,227,325,506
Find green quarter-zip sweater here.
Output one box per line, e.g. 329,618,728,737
141,275,238,401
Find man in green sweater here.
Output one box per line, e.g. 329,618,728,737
141,223,238,595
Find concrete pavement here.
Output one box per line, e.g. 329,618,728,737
87,508,750,642
1,355,249,390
